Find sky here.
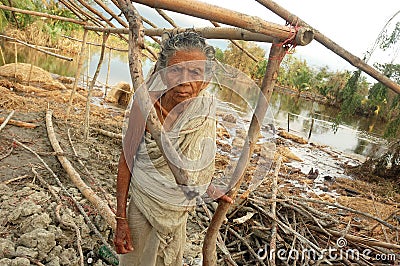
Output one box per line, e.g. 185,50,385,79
133,0,400,81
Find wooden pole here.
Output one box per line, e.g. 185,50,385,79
57,0,86,21
0,34,73,61
202,42,287,266
66,29,88,119
255,0,400,94
84,25,313,44
5,0,20,29
0,110,14,132
28,63,33,86
84,32,109,140
75,0,128,43
93,0,128,28
287,112,290,132
0,4,86,25
105,48,112,98
59,0,104,28
155,8,177,27
62,35,128,52
86,44,91,88
0,45,5,65
308,117,314,140
133,0,313,45
14,42,17,80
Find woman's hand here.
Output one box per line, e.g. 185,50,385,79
207,184,234,204
114,219,134,254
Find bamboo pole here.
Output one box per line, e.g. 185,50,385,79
66,29,88,119
0,34,73,61
0,4,85,25
83,25,313,44
84,32,109,140
202,42,287,266
255,0,400,94
133,0,313,46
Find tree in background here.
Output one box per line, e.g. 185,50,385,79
220,40,265,79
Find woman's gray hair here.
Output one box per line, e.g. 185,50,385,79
157,30,215,76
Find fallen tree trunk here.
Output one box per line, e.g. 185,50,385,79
255,0,400,94
45,109,117,230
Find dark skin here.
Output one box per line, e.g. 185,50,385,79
114,50,232,254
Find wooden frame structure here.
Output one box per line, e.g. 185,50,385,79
2,1,399,265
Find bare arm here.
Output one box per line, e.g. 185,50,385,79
114,151,134,254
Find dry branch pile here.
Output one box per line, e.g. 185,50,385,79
193,185,400,265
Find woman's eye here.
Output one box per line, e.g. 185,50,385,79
190,69,201,76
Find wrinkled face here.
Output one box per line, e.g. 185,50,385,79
163,49,208,107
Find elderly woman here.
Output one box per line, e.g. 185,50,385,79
114,31,230,266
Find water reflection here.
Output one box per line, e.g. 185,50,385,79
270,93,387,156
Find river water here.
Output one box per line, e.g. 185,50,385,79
1,43,387,157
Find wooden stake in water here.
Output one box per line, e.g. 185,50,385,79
14,42,17,80
28,63,34,86
104,47,111,98
86,43,91,88
84,32,109,140
66,29,88,119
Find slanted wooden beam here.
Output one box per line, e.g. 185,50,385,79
255,0,400,94
0,4,85,25
203,42,287,265
133,0,313,46
155,8,177,27
75,0,128,42
93,0,128,28
60,0,104,27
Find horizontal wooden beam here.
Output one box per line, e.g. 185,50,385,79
84,25,313,45
0,4,86,25
133,0,313,46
